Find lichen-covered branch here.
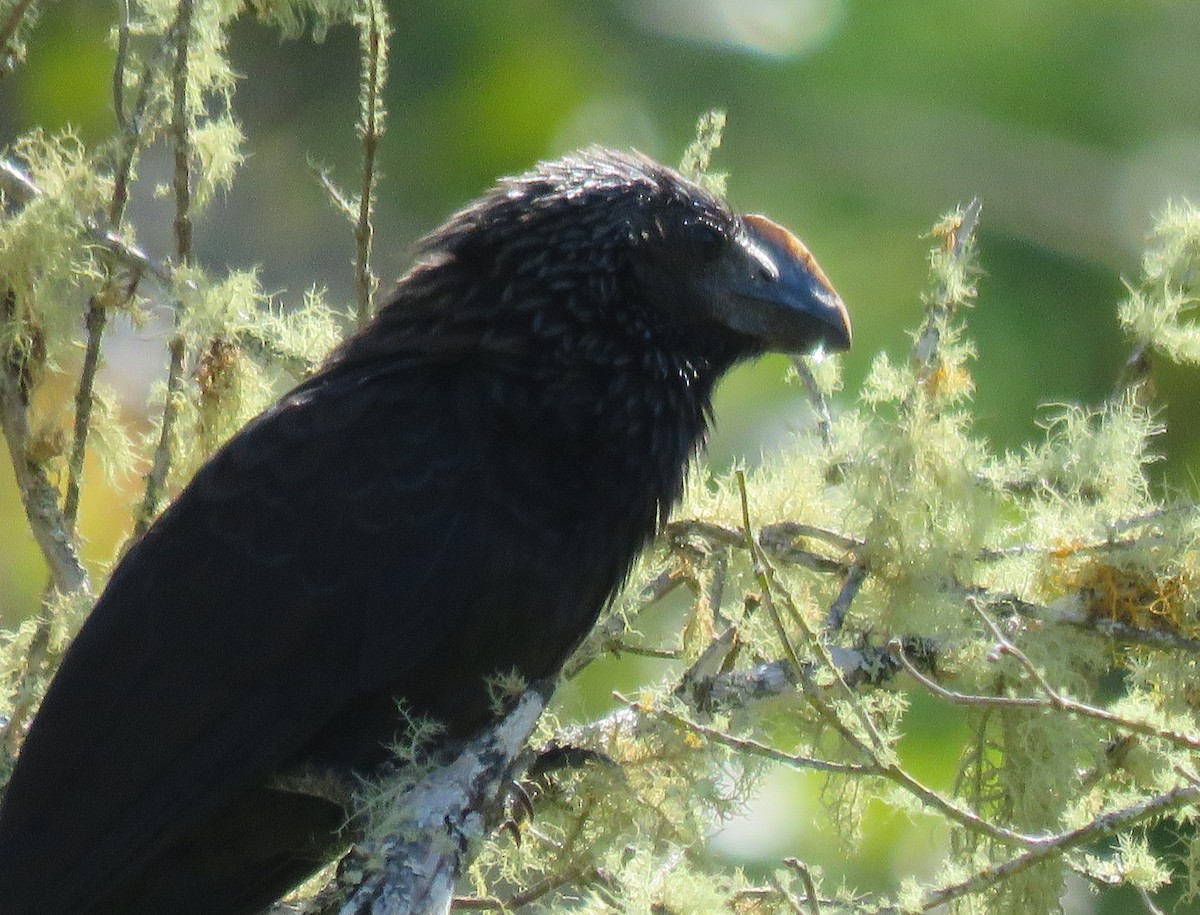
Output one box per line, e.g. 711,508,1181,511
896,782,1200,914
0,332,88,596
319,685,550,915
0,158,173,286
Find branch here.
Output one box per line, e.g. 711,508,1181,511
562,564,688,679
135,0,194,537
890,602,1200,755
352,0,388,329
912,196,981,382
619,694,873,777
0,297,88,596
895,782,1200,913
64,20,169,530
327,684,549,914
789,355,833,446
0,158,173,287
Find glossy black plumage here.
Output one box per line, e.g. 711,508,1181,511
0,149,850,914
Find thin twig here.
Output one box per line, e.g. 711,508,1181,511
975,506,1188,562
1013,593,1200,655
0,159,174,287
977,534,1161,562
1137,886,1166,915
975,601,1200,752
761,521,863,555
1113,341,1154,404
0,0,35,77
959,582,1200,657
617,694,872,776
112,0,131,129
790,355,832,446
353,0,388,328
309,159,357,220
62,294,112,530
912,197,981,382
452,863,600,910
824,559,867,632
562,565,688,679
65,26,169,530
783,858,822,915
666,517,745,547
903,783,1200,913
610,641,681,660
769,876,810,915
0,605,52,758
736,473,807,682
135,0,194,537
620,688,1041,850
737,473,885,752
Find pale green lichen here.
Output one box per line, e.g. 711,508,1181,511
680,109,729,197
1120,200,1200,365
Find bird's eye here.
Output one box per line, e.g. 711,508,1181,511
685,221,725,263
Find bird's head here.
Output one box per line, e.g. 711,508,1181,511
388,148,850,373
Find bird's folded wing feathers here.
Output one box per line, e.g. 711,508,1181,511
0,362,499,911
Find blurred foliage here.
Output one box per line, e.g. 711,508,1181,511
5,2,1200,912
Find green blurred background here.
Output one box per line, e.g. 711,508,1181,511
4,1,1200,910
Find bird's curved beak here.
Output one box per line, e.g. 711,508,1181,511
724,213,851,354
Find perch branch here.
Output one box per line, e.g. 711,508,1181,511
331,685,549,914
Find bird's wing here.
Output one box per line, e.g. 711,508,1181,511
0,358,526,912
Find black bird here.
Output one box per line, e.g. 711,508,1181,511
0,148,850,913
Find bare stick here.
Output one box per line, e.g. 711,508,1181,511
736,473,809,683
975,601,1200,752
824,559,867,632
112,0,131,128
562,564,688,679
62,295,112,530
309,159,356,220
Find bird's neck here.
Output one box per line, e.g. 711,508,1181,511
353,273,744,527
